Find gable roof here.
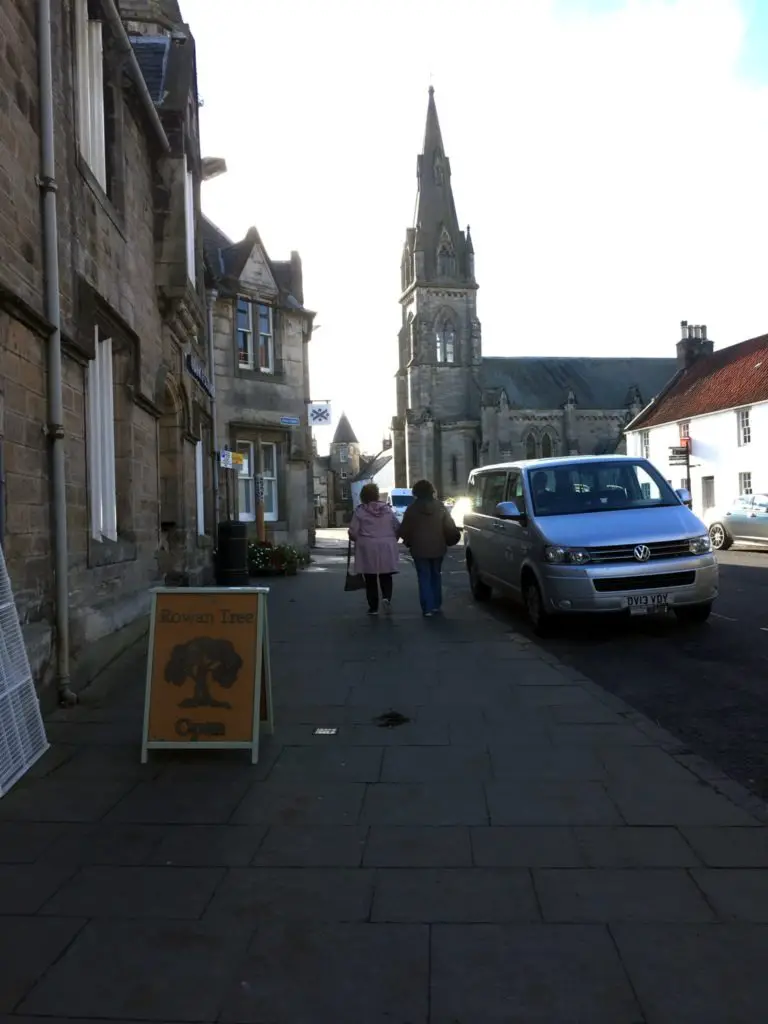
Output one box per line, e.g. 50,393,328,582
352,455,392,482
481,356,676,411
629,333,768,430
332,413,359,445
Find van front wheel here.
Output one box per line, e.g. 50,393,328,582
523,578,554,637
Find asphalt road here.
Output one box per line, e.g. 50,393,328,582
442,545,768,799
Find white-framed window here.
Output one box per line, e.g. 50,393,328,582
184,164,196,284
340,484,349,500
86,329,117,541
237,440,255,521
340,470,347,480
236,298,253,368
680,479,688,491
236,440,278,522
339,445,348,463
235,299,274,372
738,408,751,446
679,421,690,439
195,440,205,535
739,471,753,495
74,0,107,190
639,430,650,459
261,441,278,522
257,303,274,373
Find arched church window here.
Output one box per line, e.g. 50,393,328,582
437,231,456,278
436,320,455,364
471,441,479,468
451,454,458,485
541,433,553,458
525,433,537,459
434,153,444,185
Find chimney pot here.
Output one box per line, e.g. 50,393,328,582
701,325,707,340
680,320,688,340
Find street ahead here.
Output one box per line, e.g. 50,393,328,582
443,546,768,799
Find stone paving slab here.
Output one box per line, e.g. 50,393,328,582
430,923,643,1023
3,534,768,1022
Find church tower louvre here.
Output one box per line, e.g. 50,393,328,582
392,87,482,497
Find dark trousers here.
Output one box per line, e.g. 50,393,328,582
413,557,443,614
364,573,393,611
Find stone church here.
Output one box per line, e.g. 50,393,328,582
391,87,677,497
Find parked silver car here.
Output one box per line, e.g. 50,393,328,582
463,455,719,635
707,493,768,550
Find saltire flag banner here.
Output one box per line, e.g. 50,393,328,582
309,402,332,425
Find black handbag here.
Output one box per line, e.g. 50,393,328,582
344,541,366,592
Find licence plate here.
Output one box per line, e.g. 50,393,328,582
625,592,669,614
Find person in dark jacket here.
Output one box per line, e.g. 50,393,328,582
398,479,460,616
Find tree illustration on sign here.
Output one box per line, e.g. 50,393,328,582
164,637,243,709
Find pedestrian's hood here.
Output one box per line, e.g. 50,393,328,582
360,500,391,518
536,504,707,547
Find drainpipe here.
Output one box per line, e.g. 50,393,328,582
38,0,76,706
206,289,220,528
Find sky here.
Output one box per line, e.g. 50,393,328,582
182,0,768,454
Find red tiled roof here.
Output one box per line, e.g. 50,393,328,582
630,333,768,429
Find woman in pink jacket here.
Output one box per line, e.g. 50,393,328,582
348,483,401,615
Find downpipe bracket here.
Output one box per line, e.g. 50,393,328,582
43,422,65,440
35,174,58,194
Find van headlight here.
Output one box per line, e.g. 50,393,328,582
544,546,591,565
689,535,712,554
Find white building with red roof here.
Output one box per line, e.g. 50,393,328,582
625,322,768,521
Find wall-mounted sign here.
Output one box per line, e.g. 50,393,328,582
280,416,301,427
185,353,215,399
141,588,274,764
219,450,243,469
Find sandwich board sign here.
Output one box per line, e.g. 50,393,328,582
141,587,274,764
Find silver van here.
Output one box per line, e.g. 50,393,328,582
463,455,718,635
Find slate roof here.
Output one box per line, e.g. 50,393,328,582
481,356,677,411
352,455,392,483
129,36,171,104
629,333,768,430
332,413,359,445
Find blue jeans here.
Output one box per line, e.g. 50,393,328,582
413,557,443,614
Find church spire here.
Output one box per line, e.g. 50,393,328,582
411,87,469,284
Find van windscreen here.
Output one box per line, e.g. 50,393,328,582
528,461,679,517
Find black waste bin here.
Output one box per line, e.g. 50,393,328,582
215,520,249,587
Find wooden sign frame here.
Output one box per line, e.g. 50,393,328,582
141,587,273,764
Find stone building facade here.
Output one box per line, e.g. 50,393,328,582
202,219,315,550
392,88,676,497
0,0,213,694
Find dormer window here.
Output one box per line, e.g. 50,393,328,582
74,0,107,190
236,297,274,373
436,320,455,364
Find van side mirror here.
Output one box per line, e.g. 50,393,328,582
675,488,692,508
495,501,525,521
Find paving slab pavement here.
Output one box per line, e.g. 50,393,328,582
2,530,768,1022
